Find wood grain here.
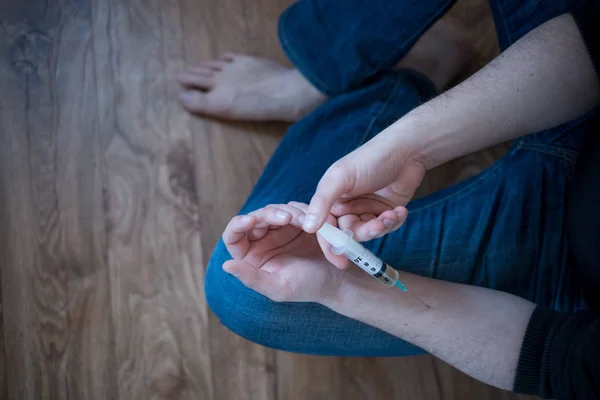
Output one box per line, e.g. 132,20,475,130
91,0,213,398
180,0,289,398
0,1,116,399
0,0,539,399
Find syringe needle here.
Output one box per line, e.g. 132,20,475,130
395,281,430,308
407,290,430,309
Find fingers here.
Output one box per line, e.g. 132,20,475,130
222,215,257,259
248,206,292,228
178,71,215,90
276,202,307,227
223,260,288,301
337,207,408,241
304,163,356,233
245,206,292,241
290,203,352,269
222,205,294,258
289,202,351,269
287,201,308,213
224,204,296,246
247,227,269,241
330,197,391,217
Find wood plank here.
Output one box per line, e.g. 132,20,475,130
90,0,214,398
276,353,344,400
0,277,5,398
180,0,289,399
0,1,117,399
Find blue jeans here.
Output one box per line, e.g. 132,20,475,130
205,0,594,356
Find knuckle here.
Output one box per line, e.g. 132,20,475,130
327,163,348,180
326,163,355,190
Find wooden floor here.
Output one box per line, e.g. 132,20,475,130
0,0,538,399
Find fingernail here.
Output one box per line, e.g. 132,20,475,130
224,266,239,277
298,215,305,224
383,218,395,228
275,210,289,221
369,231,379,237
240,216,252,224
180,91,198,103
303,214,318,231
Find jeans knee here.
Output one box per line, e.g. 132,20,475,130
205,242,283,348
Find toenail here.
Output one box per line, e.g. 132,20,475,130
181,91,199,103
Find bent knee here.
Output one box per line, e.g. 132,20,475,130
205,246,286,348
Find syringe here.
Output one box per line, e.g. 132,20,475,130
318,222,430,308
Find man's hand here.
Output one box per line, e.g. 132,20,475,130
223,204,535,392
302,14,599,237
222,202,371,303
301,136,421,241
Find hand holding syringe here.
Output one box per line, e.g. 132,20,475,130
318,222,430,308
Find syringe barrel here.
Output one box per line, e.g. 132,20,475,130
342,241,398,287
317,223,399,287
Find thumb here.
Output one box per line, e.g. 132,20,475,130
223,260,285,301
303,162,357,233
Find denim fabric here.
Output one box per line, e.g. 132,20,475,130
489,0,582,51
205,0,595,356
278,0,456,96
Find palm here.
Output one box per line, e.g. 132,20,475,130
241,224,343,302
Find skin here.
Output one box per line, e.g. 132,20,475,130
177,18,471,122
302,14,600,238
224,14,600,391
223,201,534,391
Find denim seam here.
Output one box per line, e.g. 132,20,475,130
357,80,404,146
517,142,579,164
278,11,335,96
406,146,520,215
403,139,580,217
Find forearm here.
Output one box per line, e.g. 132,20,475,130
323,271,535,390
386,14,599,169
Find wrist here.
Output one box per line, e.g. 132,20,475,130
377,108,446,170
319,271,400,317
383,108,456,171
318,273,374,315
319,270,431,339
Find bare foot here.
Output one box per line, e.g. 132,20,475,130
395,17,474,91
178,53,327,122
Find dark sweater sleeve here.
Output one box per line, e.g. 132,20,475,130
514,307,600,399
572,0,600,77
513,5,600,397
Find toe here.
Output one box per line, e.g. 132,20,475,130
180,90,226,117
187,67,215,76
199,60,227,71
180,90,207,112
218,52,236,62
178,72,214,90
